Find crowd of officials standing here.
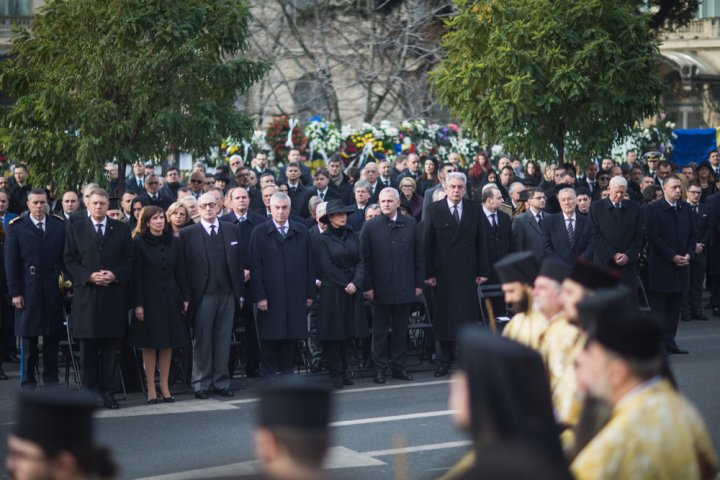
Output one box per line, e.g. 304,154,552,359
0,146,719,480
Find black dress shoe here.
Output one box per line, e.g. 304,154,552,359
2,354,19,363
713,307,720,317
680,315,691,322
392,369,413,381
373,372,386,384
666,344,689,355
330,376,344,389
159,392,175,403
434,366,449,377
147,397,158,405
694,313,709,321
0,366,7,381
195,390,209,400
102,394,119,410
342,376,354,386
213,388,234,397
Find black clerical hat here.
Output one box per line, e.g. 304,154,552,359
494,251,539,285
537,257,568,284
258,381,331,431
576,287,637,330
587,311,663,360
567,259,620,290
13,389,97,454
108,197,120,211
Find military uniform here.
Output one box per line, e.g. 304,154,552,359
501,309,549,351
572,378,718,480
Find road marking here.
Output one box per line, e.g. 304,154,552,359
363,440,470,457
335,379,450,395
95,399,238,418
331,410,455,427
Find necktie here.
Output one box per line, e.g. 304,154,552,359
319,192,325,200
567,218,575,245
715,168,719,176
279,226,287,238
490,213,498,232
239,216,246,223
453,205,460,224
290,186,297,194
95,223,104,244
536,214,542,227
139,178,143,188
693,205,698,215
37,221,44,233
210,224,217,237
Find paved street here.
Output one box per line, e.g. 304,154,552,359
0,318,718,479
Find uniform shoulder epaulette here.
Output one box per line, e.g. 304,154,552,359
50,213,65,222
8,216,22,225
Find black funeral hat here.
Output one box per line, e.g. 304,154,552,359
494,251,539,285
567,259,620,290
13,389,97,454
258,380,331,432
108,197,120,211
318,199,355,225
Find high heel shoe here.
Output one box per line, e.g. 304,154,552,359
147,397,158,405
159,391,175,403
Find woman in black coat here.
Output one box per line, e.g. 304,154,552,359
312,200,367,389
128,206,190,403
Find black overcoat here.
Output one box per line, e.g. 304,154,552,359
479,209,512,285
249,221,314,340
645,198,696,293
542,212,593,264
4,215,66,337
64,217,133,339
313,228,367,341
360,213,424,305
127,233,190,349
424,200,489,341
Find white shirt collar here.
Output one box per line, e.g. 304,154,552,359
92,217,107,228
564,212,576,222
447,199,462,211
200,218,220,235
482,206,496,218
273,220,289,230
30,215,47,228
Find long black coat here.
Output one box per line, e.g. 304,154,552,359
479,209,512,285
179,222,245,326
64,217,133,339
219,211,268,302
313,228,368,341
249,220,314,340
704,193,720,276
360,213,424,305
424,200,489,341
127,233,190,349
589,198,644,286
542,212,593,264
644,198,696,293
4,215,66,337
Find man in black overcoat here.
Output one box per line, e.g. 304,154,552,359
542,186,593,264
588,176,643,291
220,187,268,377
683,182,712,321
180,193,245,398
249,192,315,376
424,172,488,377
645,175,696,354
5,190,66,388
479,185,512,317
361,187,424,384
136,173,172,211
64,188,133,409
510,187,546,259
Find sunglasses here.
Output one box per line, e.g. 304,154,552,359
190,179,203,184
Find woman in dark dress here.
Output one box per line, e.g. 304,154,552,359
129,206,190,403
312,200,368,389
417,158,439,196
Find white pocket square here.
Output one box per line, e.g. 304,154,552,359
230,241,238,245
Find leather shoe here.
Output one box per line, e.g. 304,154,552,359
0,366,8,381
694,313,709,321
666,344,689,355
392,369,413,381
434,366,449,377
713,307,720,317
342,376,354,386
102,393,119,410
213,388,234,397
194,390,209,400
373,372,386,384
2,354,19,363
330,376,344,389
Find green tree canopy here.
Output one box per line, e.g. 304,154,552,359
431,0,666,163
0,0,268,192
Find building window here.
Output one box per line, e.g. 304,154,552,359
1,0,33,16
697,0,720,18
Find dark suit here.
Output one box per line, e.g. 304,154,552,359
589,198,643,289
424,200,488,366
137,191,172,211
480,208,512,317
249,220,314,375
645,198,695,347
5,215,66,387
542,213,593,264
287,184,312,218
219,210,267,375
125,177,146,195
347,205,368,232
705,193,720,308
64,217,133,395
179,221,245,392
685,203,712,318
360,213,424,373
511,209,545,259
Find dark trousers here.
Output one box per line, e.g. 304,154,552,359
192,291,234,392
20,336,60,387
240,300,260,374
371,303,410,373
323,340,347,378
260,339,297,376
689,255,707,315
80,337,121,394
0,302,17,357
648,291,683,346
435,340,457,368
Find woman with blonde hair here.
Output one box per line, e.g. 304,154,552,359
166,202,190,236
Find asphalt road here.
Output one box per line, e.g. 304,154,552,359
0,317,718,479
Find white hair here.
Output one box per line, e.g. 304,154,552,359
609,176,628,188
509,182,524,194
379,186,399,200
229,154,243,164
198,192,216,205
445,172,467,184
316,201,328,218
270,191,292,207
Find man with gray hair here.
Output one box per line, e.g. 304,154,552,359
348,180,372,231
424,172,488,376
180,192,245,399
507,181,526,214
542,186,593,264
421,162,457,221
68,183,101,224
250,192,315,376
589,175,644,291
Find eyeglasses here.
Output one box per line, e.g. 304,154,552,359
190,179,203,184
688,190,702,195
198,203,216,209
598,176,610,181
146,181,159,186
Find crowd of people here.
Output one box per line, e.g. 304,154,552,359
0,145,719,478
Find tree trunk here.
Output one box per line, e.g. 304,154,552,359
556,122,565,164
117,158,127,194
